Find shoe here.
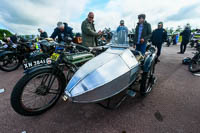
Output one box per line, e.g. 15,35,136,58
177,52,183,54
157,59,160,62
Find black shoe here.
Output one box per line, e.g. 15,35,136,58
177,52,183,54
157,59,160,62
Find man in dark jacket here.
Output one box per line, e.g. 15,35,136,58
38,28,48,39
178,25,191,54
81,12,102,47
151,22,167,62
51,22,73,43
133,14,152,55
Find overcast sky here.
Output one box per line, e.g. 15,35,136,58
0,0,200,35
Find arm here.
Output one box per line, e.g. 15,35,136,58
144,23,152,41
50,29,58,39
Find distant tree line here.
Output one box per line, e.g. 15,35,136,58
0,29,13,40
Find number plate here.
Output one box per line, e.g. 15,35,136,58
23,58,52,70
50,53,60,61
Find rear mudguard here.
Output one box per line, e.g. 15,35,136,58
143,53,157,72
24,65,66,83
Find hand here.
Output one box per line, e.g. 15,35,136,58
133,45,136,49
98,31,102,35
140,38,144,43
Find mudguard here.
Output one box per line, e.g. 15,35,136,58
0,50,17,57
143,52,157,72
24,64,61,75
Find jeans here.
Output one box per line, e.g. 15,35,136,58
136,43,146,55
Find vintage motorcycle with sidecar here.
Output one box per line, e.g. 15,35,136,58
11,31,157,116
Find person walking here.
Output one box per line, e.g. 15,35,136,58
151,22,167,62
178,25,191,54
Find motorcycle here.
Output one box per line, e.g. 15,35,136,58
188,47,200,73
11,31,157,116
11,37,107,116
0,38,54,72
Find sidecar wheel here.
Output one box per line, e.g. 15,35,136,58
140,63,155,96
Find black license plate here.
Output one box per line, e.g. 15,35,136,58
23,58,52,70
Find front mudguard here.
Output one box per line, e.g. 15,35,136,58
142,53,157,72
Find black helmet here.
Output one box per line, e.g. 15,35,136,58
138,14,146,19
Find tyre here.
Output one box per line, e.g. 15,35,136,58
0,53,21,72
11,68,66,116
140,62,156,96
188,53,200,73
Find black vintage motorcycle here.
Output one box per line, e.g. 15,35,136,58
10,38,107,116
0,39,54,72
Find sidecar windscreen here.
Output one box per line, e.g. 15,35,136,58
110,30,129,48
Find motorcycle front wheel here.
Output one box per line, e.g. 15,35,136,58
11,68,66,116
189,53,200,73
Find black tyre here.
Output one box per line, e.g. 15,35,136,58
0,53,21,72
140,62,156,96
188,53,200,73
11,68,66,116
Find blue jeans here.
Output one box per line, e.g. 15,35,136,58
136,43,146,55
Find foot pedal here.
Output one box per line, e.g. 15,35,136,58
126,90,136,98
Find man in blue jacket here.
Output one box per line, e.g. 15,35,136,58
51,22,73,43
116,20,128,34
151,22,167,62
133,14,152,55
178,25,191,54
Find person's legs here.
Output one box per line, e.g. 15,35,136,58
180,42,184,53
183,41,189,53
140,44,146,55
136,44,141,52
156,43,162,57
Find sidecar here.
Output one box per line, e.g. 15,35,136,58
64,31,157,106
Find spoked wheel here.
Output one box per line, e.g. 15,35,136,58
0,53,21,72
189,53,200,73
11,68,66,116
140,62,156,96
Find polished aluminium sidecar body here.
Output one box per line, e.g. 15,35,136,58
64,47,141,103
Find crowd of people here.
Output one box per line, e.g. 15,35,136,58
4,12,192,62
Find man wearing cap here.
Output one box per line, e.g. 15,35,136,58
151,22,167,62
81,12,102,47
51,22,73,43
178,24,191,54
38,28,48,39
116,20,128,34
133,14,152,55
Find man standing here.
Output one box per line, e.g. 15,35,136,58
178,25,191,54
133,14,152,55
51,22,73,43
38,28,48,39
151,22,167,62
81,12,102,47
